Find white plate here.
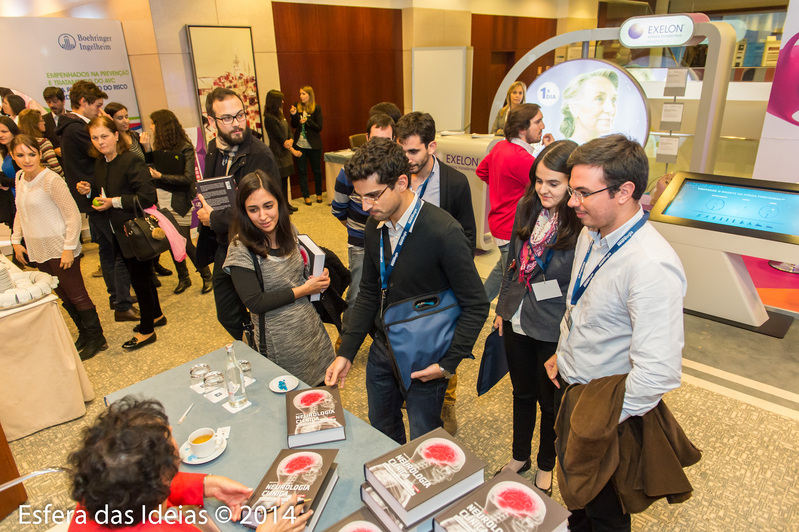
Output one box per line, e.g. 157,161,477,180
179,436,227,465
269,375,299,393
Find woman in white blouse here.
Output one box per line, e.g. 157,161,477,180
10,134,107,360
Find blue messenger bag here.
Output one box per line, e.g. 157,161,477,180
382,289,462,393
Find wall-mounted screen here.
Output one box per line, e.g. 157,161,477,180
528,59,649,146
650,171,799,245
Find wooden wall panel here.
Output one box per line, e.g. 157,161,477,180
471,14,558,133
272,3,403,195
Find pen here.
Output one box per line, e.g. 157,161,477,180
264,497,313,514
177,402,195,425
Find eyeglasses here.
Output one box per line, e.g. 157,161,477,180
566,185,616,203
213,110,246,126
350,186,390,206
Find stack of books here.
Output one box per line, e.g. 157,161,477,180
241,448,339,531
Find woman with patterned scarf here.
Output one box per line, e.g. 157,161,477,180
492,140,582,496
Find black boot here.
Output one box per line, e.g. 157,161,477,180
200,266,213,294
154,259,173,276
78,308,108,360
62,302,86,351
174,260,191,294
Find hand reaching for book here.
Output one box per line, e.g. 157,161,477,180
203,474,253,522
256,495,313,532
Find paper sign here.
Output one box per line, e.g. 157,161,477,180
656,136,680,164
664,68,688,97
660,103,684,131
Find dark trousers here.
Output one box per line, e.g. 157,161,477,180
365,338,449,444
296,147,322,199
503,323,559,470
567,480,631,532
89,215,132,311
35,256,94,311
115,241,162,335
212,245,248,339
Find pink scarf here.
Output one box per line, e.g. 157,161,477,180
517,209,558,289
144,206,187,262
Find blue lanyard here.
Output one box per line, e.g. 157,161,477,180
415,174,431,199
534,247,555,274
380,199,423,291
571,213,649,306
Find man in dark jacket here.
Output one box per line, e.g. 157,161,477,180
42,86,65,158
325,138,488,444
57,80,137,323
196,88,280,339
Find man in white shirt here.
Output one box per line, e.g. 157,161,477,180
546,134,687,531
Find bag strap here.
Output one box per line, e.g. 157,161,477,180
250,250,267,355
131,195,147,218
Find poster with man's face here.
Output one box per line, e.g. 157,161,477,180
528,59,649,146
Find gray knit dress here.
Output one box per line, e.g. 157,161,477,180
224,239,334,385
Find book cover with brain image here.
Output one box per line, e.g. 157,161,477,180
433,470,570,532
364,428,485,526
241,448,339,530
286,386,346,448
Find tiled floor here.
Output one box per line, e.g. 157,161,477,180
2,194,798,531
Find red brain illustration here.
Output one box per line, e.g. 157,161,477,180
495,487,540,517
299,391,325,406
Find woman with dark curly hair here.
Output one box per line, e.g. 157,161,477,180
68,396,312,531
0,115,19,229
141,109,213,295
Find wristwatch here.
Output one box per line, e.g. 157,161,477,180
438,364,454,380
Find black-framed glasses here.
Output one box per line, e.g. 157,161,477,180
213,110,246,125
350,185,390,206
566,185,616,203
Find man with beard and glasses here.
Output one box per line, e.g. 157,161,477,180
196,88,280,340
477,103,553,304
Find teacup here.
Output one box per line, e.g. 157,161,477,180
188,428,221,458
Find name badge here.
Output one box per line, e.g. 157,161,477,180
560,306,574,340
532,279,562,301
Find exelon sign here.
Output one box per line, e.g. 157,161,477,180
619,14,700,48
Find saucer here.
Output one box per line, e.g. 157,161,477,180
269,375,299,393
179,436,227,465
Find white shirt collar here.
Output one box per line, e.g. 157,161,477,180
589,206,645,249
510,137,536,156
379,192,423,233
74,112,91,123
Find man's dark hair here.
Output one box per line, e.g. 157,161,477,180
205,87,240,117
504,103,541,141
43,86,65,102
369,102,402,123
68,397,178,523
345,137,409,187
567,134,649,200
366,113,395,138
395,111,436,146
68,80,108,109
5,94,25,116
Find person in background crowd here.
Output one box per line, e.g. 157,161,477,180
67,396,312,531
10,134,106,359
368,101,403,124
289,85,323,205
491,81,527,136
3,94,26,124
493,140,580,496
325,138,489,445
108,101,173,282
142,108,213,295
58,80,139,323
42,86,65,157
263,89,300,213
331,112,395,349
0,116,20,230
478,103,553,303
545,135,690,531
78,116,163,350
17,109,64,177
224,170,334,386
395,111,477,435
195,87,280,340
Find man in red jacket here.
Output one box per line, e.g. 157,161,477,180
476,103,552,302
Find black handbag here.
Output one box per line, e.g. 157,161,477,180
121,197,171,261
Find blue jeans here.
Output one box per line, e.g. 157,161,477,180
483,242,509,303
341,246,364,332
366,339,449,444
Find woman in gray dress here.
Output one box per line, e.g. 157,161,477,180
224,169,334,385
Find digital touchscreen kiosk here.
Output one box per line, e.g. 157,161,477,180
650,172,799,245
